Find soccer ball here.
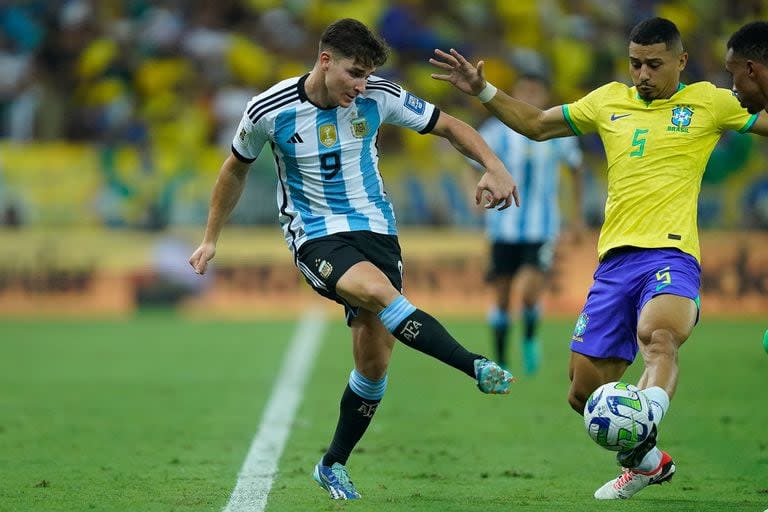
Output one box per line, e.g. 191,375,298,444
583,381,654,452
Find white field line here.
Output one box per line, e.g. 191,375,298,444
223,308,327,512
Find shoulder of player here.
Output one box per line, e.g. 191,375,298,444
243,76,304,124
568,81,628,105
362,75,403,99
678,81,735,99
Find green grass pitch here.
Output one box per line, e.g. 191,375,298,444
0,313,766,511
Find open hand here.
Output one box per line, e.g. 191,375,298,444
429,48,486,96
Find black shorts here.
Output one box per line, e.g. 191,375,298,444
296,231,403,323
488,241,555,279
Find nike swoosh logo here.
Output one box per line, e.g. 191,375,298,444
610,113,631,121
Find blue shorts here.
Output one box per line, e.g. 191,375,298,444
570,247,701,363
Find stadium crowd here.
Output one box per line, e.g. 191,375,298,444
0,0,767,229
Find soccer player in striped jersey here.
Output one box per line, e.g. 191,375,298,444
431,17,768,500
470,72,585,375
189,18,519,500
726,21,768,114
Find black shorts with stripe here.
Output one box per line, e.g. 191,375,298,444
296,231,403,323
488,241,555,279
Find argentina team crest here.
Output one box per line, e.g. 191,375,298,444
669,105,694,132
350,117,368,138
319,124,337,147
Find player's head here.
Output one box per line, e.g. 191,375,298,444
316,18,389,107
512,73,551,109
627,17,687,101
725,21,768,114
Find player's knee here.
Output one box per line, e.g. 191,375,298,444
567,388,588,414
356,280,398,310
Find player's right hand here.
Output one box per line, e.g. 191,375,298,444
189,242,216,275
475,170,519,210
429,48,486,96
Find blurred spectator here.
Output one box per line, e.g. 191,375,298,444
0,1,765,230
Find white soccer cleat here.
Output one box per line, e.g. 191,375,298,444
594,450,675,500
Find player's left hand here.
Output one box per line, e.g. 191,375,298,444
476,171,519,210
189,241,216,275
429,48,486,96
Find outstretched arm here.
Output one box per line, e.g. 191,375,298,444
189,154,251,274
430,111,519,210
748,111,768,136
430,48,573,141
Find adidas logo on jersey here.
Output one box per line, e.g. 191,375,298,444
286,133,304,144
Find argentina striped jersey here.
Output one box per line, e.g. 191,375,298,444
474,117,583,243
231,74,439,257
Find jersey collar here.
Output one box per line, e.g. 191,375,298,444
297,73,339,110
635,82,686,105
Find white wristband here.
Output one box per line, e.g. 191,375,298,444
477,82,498,103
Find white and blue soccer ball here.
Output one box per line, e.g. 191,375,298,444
583,381,654,452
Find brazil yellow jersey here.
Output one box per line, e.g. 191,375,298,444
563,82,757,262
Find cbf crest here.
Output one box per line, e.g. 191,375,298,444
669,105,694,132
319,124,337,147
572,312,589,342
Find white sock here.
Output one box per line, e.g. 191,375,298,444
634,447,663,472
643,386,670,427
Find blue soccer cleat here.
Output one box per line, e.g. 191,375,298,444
474,358,515,394
312,460,361,500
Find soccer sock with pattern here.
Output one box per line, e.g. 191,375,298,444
322,369,387,467
643,386,670,427
488,307,509,367
379,295,482,378
631,387,670,472
522,306,539,343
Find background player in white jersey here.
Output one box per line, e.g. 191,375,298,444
470,72,585,374
188,18,518,500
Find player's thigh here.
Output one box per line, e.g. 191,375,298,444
351,309,395,379
637,294,697,348
336,261,400,311
568,351,629,407
297,231,403,312
635,249,701,347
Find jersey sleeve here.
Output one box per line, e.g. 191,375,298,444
231,103,269,163
710,86,758,133
562,84,611,136
371,78,439,134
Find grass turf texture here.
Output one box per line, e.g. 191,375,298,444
0,314,766,511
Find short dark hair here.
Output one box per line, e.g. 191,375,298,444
629,17,682,51
727,21,768,64
320,18,389,68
